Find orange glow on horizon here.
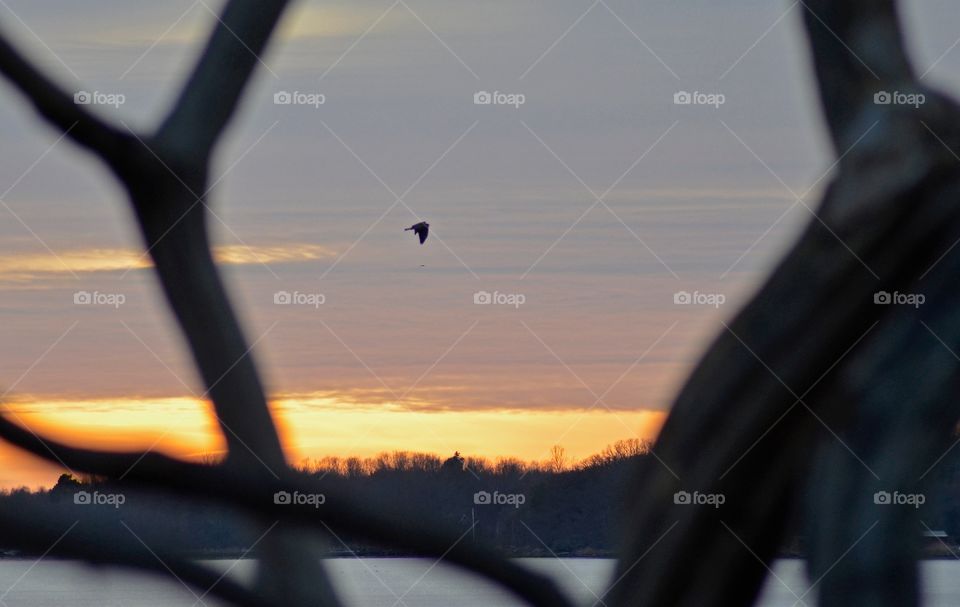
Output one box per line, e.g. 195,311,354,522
0,394,667,489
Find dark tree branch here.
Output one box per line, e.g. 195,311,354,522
0,411,578,607
124,172,287,472
0,1,334,605
806,200,960,606
609,2,960,607
157,0,291,159
0,31,134,168
0,503,270,607
0,0,293,472
608,163,960,605
801,0,915,149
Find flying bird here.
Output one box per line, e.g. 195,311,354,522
405,221,430,244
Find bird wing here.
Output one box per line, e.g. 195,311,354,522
418,224,429,244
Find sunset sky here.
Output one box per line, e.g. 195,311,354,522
0,0,958,488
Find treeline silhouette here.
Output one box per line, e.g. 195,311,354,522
299,439,647,477
1,437,958,558
0,440,649,557
297,439,651,555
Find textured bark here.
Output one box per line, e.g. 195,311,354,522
609,1,960,606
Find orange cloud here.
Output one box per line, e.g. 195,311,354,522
0,244,336,281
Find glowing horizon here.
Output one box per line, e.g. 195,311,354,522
0,394,667,490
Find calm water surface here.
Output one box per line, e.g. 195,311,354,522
0,558,954,605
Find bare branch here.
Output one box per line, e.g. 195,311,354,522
805,205,960,606
0,2,330,605
801,0,915,148
0,411,578,607
0,30,134,166
608,3,960,607
0,502,270,607
157,0,291,158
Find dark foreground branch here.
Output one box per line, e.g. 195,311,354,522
609,1,960,606
0,30,134,167
157,0,291,159
0,412,577,607
0,1,328,605
0,502,269,607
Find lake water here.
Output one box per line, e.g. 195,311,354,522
0,558,956,605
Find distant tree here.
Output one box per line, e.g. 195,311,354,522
441,451,466,474
345,457,366,478
198,452,226,466
464,456,492,475
494,457,526,477
547,445,568,473
389,451,411,472
410,452,441,473
50,473,81,494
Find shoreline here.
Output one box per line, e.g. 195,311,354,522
0,553,954,562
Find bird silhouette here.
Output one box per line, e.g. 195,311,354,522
405,221,429,244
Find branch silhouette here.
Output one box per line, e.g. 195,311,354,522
0,1,329,604
0,411,577,607
0,500,271,607
609,2,960,606
0,1,957,606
